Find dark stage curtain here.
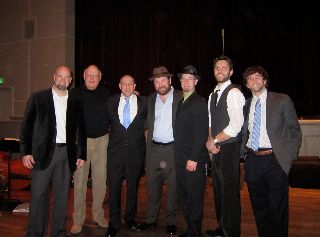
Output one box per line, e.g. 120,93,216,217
75,0,319,117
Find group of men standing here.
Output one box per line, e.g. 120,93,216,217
19,55,302,237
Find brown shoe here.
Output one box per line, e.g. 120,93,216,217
95,218,108,228
71,224,83,234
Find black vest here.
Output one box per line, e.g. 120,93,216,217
210,84,241,145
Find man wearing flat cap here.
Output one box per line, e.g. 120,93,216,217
139,66,182,235
174,65,209,237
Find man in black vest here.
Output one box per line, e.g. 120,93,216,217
206,55,245,237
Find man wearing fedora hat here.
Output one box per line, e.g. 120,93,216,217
138,66,182,235
174,65,209,237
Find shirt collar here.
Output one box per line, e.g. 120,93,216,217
214,79,231,93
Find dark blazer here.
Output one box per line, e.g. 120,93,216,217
145,88,182,161
174,92,209,165
107,94,148,165
20,88,87,172
241,91,302,174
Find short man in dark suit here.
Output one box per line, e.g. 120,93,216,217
105,75,147,237
20,65,87,237
139,66,182,235
241,65,302,237
174,65,209,237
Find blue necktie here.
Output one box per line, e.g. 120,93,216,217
251,99,261,151
123,97,130,129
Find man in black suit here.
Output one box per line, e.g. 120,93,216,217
20,65,87,237
139,66,181,235
105,75,147,237
241,65,302,237
174,65,209,237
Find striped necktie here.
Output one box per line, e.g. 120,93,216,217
251,99,261,151
123,97,130,129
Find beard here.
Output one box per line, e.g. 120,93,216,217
156,85,171,95
56,85,68,91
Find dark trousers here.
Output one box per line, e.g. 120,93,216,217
107,148,143,228
245,152,289,237
211,142,241,237
145,143,178,225
27,146,71,237
176,162,207,237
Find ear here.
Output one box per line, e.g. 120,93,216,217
230,69,234,77
118,83,121,90
195,80,198,85
263,80,267,86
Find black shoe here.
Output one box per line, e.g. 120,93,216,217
166,225,176,235
138,222,157,231
178,232,187,237
206,227,224,237
105,226,119,237
126,220,140,231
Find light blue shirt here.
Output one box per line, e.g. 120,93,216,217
153,87,174,143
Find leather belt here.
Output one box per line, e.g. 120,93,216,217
152,140,174,146
248,148,273,156
56,143,66,147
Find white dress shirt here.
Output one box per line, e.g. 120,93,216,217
118,93,138,126
246,88,272,149
52,88,68,143
208,80,245,137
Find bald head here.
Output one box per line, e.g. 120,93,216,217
83,65,102,90
53,65,72,94
119,75,136,97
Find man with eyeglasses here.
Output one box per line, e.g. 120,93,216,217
20,65,86,237
70,65,111,234
174,65,209,237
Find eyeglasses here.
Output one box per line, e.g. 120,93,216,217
55,74,72,80
180,77,196,82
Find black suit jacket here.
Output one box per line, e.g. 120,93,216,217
174,92,209,165
107,94,148,166
241,91,302,174
20,88,87,172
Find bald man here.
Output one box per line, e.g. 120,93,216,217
105,75,147,237
70,65,111,234
20,65,86,237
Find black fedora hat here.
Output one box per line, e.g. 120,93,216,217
177,65,201,80
149,66,173,81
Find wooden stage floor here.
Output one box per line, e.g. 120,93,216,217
0,159,320,236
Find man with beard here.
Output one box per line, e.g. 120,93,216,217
139,66,182,235
206,55,245,237
20,65,86,237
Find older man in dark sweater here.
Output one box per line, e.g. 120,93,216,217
70,65,111,234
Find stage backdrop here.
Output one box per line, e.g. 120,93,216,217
75,0,319,117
